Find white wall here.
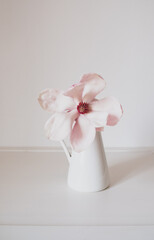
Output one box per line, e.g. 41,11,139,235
0,0,154,148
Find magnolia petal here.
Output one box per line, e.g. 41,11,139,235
80,73,106,103
70,115,96,152
85,111,108,127
90,97,123,126
45,110,78,141
64,83,84,104
55,94,76,112
38,88,76,113
96,127,104,131
38,89,62,112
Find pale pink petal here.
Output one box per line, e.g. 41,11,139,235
70,115,96,152
38,89,62,112
90,97,123,126
64,73,105,104
45,110,79,141
38,88,76,113
64,83,84,104
55,94,76,112
96,127,104,131
85,111,108,127
81,73,106,103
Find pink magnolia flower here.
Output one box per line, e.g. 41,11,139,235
38,73,123,152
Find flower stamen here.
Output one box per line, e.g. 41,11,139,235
77,102,89,114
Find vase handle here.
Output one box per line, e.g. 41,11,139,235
60,140,72,163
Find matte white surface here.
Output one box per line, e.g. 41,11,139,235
0,150,154,226
0,0,154,147
0,226,154,240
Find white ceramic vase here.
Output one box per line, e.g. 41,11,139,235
61,132,110,192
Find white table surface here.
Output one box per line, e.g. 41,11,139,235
0,149,154,239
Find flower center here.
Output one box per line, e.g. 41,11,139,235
77,102,89,114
